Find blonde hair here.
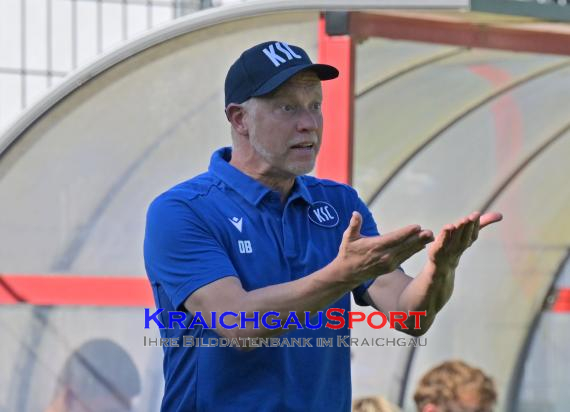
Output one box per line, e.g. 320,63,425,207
413,360,497,411
353,395,401,412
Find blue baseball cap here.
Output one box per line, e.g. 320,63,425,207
224,41,339,108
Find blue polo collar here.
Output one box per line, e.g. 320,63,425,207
209,147,313,207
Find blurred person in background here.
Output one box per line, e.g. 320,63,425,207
45,339,141,412
353,395,401,412
413,360,497,412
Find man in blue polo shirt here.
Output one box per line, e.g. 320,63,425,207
144,41,502,412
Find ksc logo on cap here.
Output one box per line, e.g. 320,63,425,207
262,42,302,67
308,201,339,228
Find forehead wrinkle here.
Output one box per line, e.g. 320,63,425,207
269,70,321,97
272,79,322,100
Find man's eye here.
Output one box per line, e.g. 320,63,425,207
282,104,296,112
312,102,322,111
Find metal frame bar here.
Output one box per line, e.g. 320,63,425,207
0,274,153,306
122,0,128,41
317,13,355,185
471,0,570,23
71,0,78,69
20,0,27,109
78,0,176,5
0,68,67,77
97,0,103,54
47,0,53,87
147,0,154,29
551,288,570,312
348,11,570,56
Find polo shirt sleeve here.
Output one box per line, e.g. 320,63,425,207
351,194,380,307
144,193,238,310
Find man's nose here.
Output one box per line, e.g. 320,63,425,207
296,108,321,132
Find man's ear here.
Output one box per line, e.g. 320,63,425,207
226,104,249,136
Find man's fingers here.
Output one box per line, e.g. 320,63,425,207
471,212,481,242
368,229,433,272
440,211,500,251
419,229,435,244
395,240,429,265
460,212,480,247
378,224,424,248
343,211,363,242
479,212,503,229
428,225,453,261
435,225,454,250
394,230,434,261
396,229,434,250
448,218,468,250
460,220,475,248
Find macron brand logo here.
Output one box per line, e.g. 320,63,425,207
229,217,243,232
262,42,303,67
308,201,339,228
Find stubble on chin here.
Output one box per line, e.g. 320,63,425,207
286,158,316,176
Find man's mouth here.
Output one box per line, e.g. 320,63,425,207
291,142,315,150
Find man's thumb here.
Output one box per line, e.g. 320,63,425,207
345,211,362,240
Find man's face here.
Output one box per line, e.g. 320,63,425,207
243,71,323,178
452,387,493,412
431,388,493,412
